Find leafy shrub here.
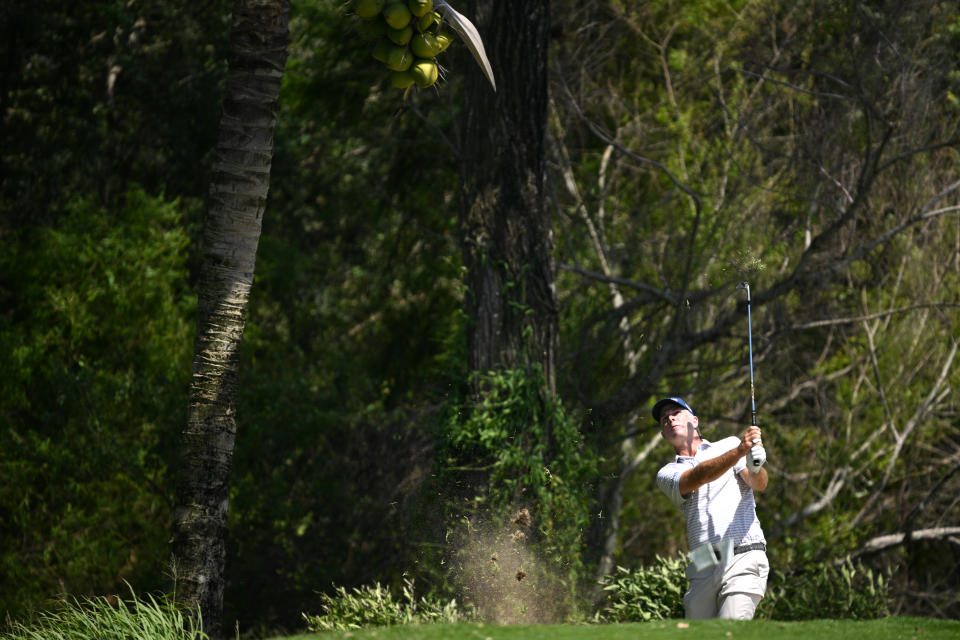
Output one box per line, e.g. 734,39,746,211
0,588,204,640
758,558,891,620
439,367,596,602
594,555,687,622
302,578,466,631
0,188,196,618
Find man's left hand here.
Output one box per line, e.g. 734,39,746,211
747,442,766,472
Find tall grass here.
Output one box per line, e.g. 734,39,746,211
302,579,465,632
0,588,203,640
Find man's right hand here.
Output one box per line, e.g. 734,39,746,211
680,427,763,495
739,426,763,455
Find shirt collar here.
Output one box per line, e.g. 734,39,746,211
675,439,712,461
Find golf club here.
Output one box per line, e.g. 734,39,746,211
736,282,764,469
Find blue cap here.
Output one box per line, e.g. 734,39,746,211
652,396,695,422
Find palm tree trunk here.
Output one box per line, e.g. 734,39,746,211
171,1,289,637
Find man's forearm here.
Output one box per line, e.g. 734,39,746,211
742,466,768,491
679,446,744,495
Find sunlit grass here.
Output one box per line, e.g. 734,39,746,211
275,617,960,640
0,588,203,640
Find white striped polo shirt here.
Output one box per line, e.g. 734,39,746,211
656,436,766,550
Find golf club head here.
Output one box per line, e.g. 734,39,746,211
736,282,751,301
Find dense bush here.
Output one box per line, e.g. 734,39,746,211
0,188,196,618
595,555,891,622
758,559,891,620
301,579,465,631
594,555,687,622
438,366,597,620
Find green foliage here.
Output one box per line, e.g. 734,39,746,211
442,367,594,562
758,559,891,621
437,367,596,619
301,579,465,632
222,1,466,628
594,556,686,622
595,556,891,623
0,587,205,640
0,187,196,618
3,0,960,631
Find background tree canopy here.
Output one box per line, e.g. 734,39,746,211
2,0,959,633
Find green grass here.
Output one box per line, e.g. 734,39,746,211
274,618,960,640
0,589,204,640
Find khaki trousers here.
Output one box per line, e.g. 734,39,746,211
683,549,769,620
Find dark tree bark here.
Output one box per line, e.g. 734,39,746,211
170,1,289,637
459,0,558,394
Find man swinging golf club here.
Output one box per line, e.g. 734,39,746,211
653,396,769,619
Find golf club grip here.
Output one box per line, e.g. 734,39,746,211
751,444,764,466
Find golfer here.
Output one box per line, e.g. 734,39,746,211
653,396,769,620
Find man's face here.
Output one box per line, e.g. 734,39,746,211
659,404,698,443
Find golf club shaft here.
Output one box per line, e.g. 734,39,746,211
745,285,757,427
738,282,764,469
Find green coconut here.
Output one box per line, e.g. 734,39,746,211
411,58,439,88
388,24,414,45
383,2,412,29
353,0,384,19
385,45,414,72
407,0,433,18
410,33,439,58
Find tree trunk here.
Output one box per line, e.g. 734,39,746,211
459,0,557,394
171,1,289,637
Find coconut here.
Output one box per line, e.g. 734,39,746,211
433,29,454,53
383,2,412,29
410,58,438,88
407,0,433,18
385,45,413,72
354,0,384,19
416,11,440,32
388,24,413,45
410,33,438,58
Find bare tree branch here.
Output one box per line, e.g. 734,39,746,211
769,466,851,539
878,144,960,172
848,527,960,558
789,304,960,330
734,66,855,101
557,262,677,304
851,339,959,527
554,79,705,211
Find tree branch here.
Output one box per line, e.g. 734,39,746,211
851,339,959,527
769,466,851,539
788,303,960,330
554,79,704,211
557,262,677,304
847,527,960,560
735,66,854,101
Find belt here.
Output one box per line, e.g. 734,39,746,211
713,542,766,556
732,542,766,555
691,541,766,571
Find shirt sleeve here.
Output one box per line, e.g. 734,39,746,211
657,459,695,508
